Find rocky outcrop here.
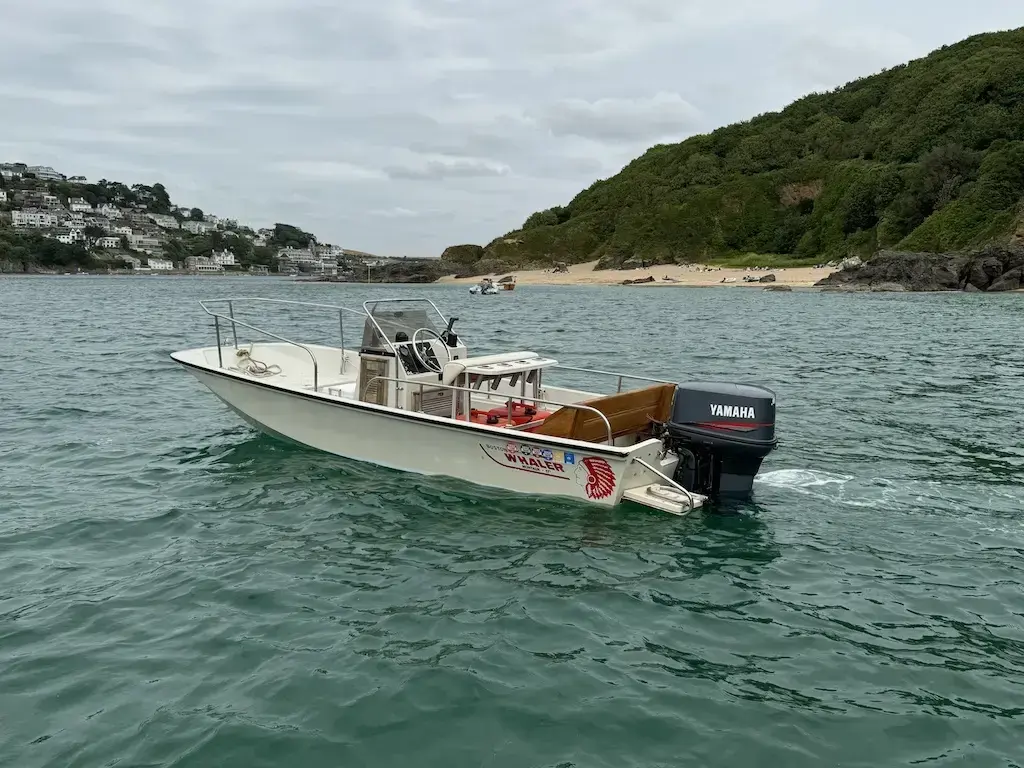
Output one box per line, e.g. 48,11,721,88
759,273,777,283
814,244,1024,292
365,259,458,283
763,285,793,291
986,265,1024,292
440,244,485,264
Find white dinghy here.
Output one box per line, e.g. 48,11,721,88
171,297,778,516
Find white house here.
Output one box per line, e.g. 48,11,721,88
277,247,317,264
148,258,173,270
113,225,133,236
41,193,60,208
128,233,162,253
210,249,236,267
27,165,64,181
185,255,224,273
0,189,7,203
12,210,58,228
148,213,179,229
97,236,121,249
182,219,216,234
69,197,93,213
53,228,86,245
98,204,122,219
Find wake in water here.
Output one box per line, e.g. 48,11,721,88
754,468,1022,516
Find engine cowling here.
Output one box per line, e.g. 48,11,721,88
666,382,777,498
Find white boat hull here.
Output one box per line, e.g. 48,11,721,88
179,360,683,509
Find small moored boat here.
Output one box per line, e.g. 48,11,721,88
469,278,499,295
171,297,778,516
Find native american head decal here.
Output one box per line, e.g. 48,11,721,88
575,457,616,500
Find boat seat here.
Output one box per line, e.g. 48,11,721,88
529,383,676,444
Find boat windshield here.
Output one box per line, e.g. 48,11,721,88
361,298,447,351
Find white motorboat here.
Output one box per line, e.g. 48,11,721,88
469,278,499,295
171,297,778,516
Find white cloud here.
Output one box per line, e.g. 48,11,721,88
386,156,511,180
273,161,387,182
537,93,703,143
0,0,1020,255
369,207,420,218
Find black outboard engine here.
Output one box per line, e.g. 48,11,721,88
664,382,777,499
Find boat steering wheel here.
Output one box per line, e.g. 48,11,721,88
410,328,451,373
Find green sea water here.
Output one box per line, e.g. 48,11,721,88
2,276,1023,767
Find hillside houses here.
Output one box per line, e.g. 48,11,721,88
1,159,371,275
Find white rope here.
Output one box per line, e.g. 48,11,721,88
235,347,282,377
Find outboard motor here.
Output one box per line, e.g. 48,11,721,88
664,382,777,499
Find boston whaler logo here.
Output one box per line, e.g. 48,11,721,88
480,441,617,499
480,441,568,479
710,403,756,420
575,457,616,500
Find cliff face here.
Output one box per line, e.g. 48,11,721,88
814,243,1024,291
443,28,1024,273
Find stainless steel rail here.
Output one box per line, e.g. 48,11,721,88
553,365,674,393
199,297,368,382
205,311,322,390
361,375,615,445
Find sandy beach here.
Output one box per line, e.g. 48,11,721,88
436,260,836,288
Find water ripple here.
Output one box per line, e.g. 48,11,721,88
1,277,1023,767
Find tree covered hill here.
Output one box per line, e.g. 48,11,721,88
452,27,1024,272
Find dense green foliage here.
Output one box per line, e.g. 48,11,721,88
0,229,96,270
268,223,316,249
471,28,1024,268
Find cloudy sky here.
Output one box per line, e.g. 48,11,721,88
2,1,1021,256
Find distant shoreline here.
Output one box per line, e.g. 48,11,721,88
436,260,837,288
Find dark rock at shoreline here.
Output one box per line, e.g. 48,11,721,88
814,244,1024,292
321,259,458,283
986,265,1024,291
759,273,776,283
763,285,793,291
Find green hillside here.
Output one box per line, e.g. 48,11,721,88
454,28,1024,271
